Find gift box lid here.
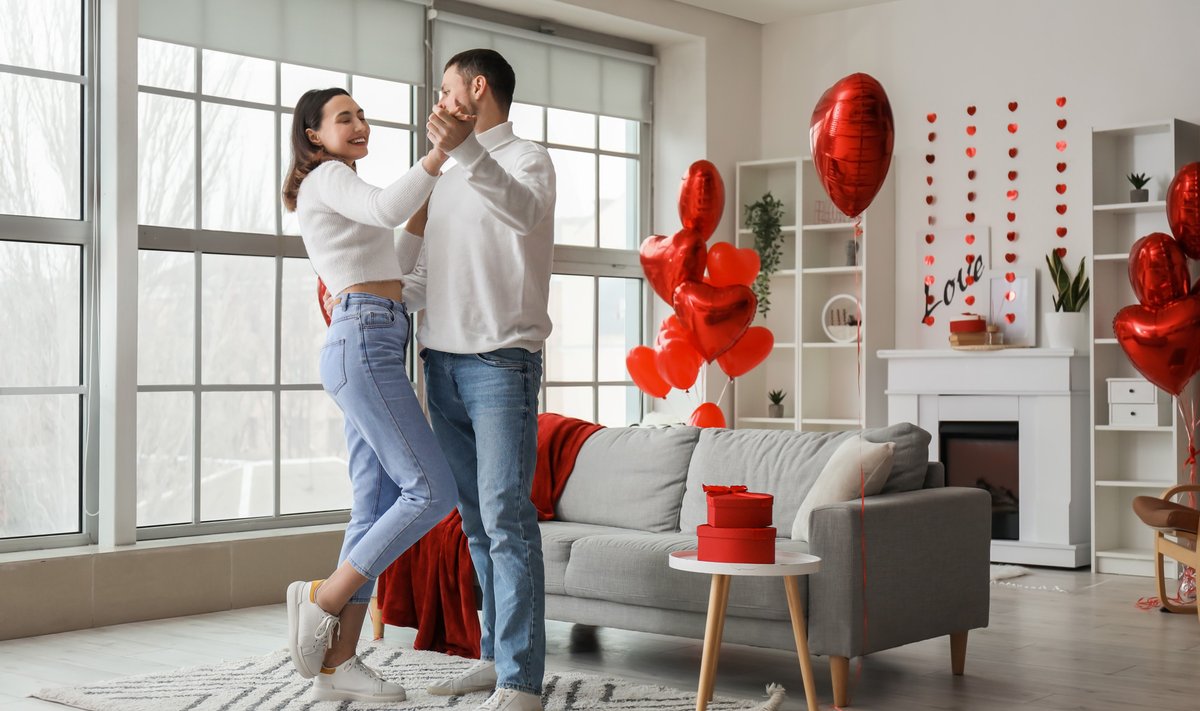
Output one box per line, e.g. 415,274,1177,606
696,524,778,540
703,485,774,507
949,314,987,333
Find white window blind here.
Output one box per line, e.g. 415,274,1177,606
433,14,654,123
139,0,427,85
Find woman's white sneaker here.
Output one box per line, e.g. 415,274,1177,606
427,659,498,695
475,688,542,711
285,580,340,679
312,655,406,702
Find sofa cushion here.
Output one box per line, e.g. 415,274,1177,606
555,426,701,532
539,521,638,596
791,436,895,541
562,532,811,621
679,423,932,532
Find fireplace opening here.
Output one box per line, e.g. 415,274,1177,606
939,421,1019,540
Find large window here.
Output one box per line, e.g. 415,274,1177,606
135,38,418,533
0,0,89,543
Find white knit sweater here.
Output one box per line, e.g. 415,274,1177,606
295,160,438,296
395,122,556,354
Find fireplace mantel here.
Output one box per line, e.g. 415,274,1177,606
879,348,1091,567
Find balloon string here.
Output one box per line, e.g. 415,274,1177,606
715,376,733,407
1177,395,1198,509
853,213,869,679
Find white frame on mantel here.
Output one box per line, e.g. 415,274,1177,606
879,348,1091,568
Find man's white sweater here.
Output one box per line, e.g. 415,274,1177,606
397,122,556,354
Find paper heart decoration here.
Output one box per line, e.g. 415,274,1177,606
672,281,756,362
716,326,775,378
1057,119,1067,129
1007,212,1017,222
678,160,725,241
810,73,895,217
926,154,935,164
967,192,976,202
968,170,977,180
1005,253,1017,263
1007,190,1019,201
1056,96,1067,107
706,242,761,288
965,234,975,244
1056,141,1068,152
1005,313,1016,324
926,176,934,185
967,105,976,116
1056,204,1068,215
927,112,937,123
1114,294,1200,396
1007,123,1019,133
1056,184,1067,194
1008,101,1019,111
1057,227,1068,237
1057,162,1067,173
925,233,935,244
965,295,976,306
928,132,937,141
1009,147,1019,158
640,230,707,305
965,147,977,158
1055,247,1068,259
1008,170,1018,181
966,125,977,136
1007,231,1017,241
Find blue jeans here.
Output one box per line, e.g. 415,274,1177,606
423,348,544,695
321,294,457,605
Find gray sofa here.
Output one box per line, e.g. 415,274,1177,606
541,423,991,706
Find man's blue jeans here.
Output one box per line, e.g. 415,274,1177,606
423,347,544,696
321,294,457,605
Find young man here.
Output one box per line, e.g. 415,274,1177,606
399,49,556,711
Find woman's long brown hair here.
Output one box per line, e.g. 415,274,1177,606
282,87,351,212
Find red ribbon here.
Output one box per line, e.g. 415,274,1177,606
702,485,749,496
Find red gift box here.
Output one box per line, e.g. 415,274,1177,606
696,524,776,564
949,314,987,334
703,485,774,528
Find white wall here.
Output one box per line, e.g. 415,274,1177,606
761,0,1200,348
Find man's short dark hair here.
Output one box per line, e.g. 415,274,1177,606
445,48,516,110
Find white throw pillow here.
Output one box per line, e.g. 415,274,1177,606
791,436,895,541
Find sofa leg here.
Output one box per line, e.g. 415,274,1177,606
950,631,968,676
830,656,850,707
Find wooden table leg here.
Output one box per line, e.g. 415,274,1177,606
784,576,819,711
696,574,730,711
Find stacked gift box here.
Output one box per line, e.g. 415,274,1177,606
696,485,776,564
948,313,1001,347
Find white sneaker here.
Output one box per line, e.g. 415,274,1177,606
474,688,543,711
312,655,406,702
427,659,498,695
286,580,340,679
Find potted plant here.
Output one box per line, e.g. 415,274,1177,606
768,389,786,418
1127,172,1151,203
745,192,786,316
1043,250,1090,351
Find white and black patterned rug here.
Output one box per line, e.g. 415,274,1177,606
34,645,786,710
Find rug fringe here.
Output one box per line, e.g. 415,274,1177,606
754,683,786,710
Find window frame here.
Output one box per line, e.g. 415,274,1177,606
0,0,96,554
134,42,423,540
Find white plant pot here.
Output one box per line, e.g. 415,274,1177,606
1044,311,1088,352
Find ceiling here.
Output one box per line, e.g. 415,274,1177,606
671,0,900,24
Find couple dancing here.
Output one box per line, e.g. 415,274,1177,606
281,49,554,711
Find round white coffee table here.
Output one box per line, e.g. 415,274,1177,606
668,550,822,711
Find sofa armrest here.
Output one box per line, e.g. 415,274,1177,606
806,487,990,658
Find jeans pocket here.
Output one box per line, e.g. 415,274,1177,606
320,339,348,397
360,308,396,329
475,350,526,371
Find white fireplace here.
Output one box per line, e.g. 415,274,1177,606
878,349,1091,568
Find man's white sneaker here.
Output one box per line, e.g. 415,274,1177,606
475,688,543,711
312,655,406,702
427,659,498,695
286,580,340,679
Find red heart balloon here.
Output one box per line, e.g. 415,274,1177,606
715,326,774,378
1128,232,1191,308
655,316,705,390
317,278,332,326
639,230,706,306
673,281,757,362
626,345,670,399
809,73,894,218
707,242,760,287
1114,294,1200,396
688,402,726,429
1167,162,1200,259
678,160,725,241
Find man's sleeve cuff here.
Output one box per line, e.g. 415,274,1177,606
447,132,486,167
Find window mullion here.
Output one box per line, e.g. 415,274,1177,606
192,251,203,527
273,256,283,518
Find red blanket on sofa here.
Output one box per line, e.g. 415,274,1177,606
375,413,603,657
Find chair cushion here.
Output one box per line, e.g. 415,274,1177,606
1132,496,1200,533
539,521,640,595
562,532,811,621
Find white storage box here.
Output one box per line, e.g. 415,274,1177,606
1106,377,1171,427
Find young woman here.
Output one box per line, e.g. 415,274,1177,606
282,87,472,703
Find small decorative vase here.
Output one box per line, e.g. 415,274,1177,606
1043,311,1087,352
1130,188,1149,203
768,403,784,418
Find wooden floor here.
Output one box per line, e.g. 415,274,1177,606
1,567,1197,710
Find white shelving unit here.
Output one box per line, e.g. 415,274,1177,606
1089,118,1200,576
731,158,895,431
